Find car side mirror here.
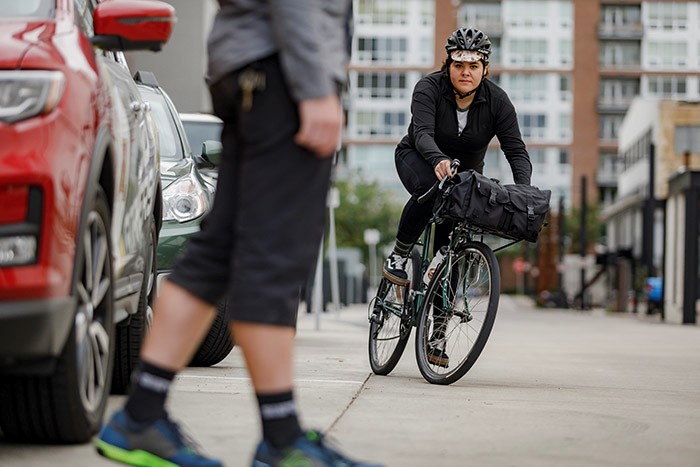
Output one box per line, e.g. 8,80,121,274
201,140,222,167
92,0,176,52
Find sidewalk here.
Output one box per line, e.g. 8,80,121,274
2,295,699,466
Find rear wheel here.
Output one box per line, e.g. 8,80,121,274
0,188,114,442
415,241,499,385
368,248,419,376
189,299,235,367
111,215,157,394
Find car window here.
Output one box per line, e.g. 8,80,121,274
139,87,184,162
1,0,54,17
182,121,223,156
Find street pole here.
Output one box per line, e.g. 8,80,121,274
580,175,587,310
327,187,341,313
312,235,324,330
364,229,380,298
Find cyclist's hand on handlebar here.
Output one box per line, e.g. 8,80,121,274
434,160,455,181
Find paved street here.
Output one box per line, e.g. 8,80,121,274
1,295,699,467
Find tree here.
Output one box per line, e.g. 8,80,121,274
332,174,404,263
564,202,604,254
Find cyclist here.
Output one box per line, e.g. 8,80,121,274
381,27,533,367
383,27,532,286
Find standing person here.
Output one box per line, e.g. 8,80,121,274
382,27,532,289
95,2,380,466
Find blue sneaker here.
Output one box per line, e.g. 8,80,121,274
252,430,382,467
94,409,222,467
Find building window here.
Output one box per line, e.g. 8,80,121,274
560,75,572,102
647,75,687,98
509,39,548,66
559,149,570,174
507,1,549,28
559,1,573,29
355,72,408,99
559,113,572,140
518,114,547,139
356,37,408,64
647,41,688,68
646,2,688,30
559,39,572,66
599,41,640,68
599,78,640,107
599,115,624,141
355,0,408,25
503,74,547,102
600,5,641,32
459,2,502,31
355,110,407,137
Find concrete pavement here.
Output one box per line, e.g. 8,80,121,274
1,295,700,466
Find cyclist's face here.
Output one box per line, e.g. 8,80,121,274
449,60,486,95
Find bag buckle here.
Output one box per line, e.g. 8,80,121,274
527,205,535,220
489,190,497,206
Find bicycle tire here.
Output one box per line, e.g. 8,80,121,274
368,248,420,375
415,241,500,385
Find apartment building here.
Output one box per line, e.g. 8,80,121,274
344,0,700,212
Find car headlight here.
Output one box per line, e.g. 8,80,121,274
162,176,208,222
0,71,65,124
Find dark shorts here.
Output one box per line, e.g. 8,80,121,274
167,55,332,327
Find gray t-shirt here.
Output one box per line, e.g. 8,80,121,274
207,0,351,102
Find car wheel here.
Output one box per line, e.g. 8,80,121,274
111,214,157,394
0,188,114,443
189,299,235,367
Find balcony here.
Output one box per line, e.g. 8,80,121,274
597,98,634,115
598,23,643,40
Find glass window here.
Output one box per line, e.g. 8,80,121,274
356,37,408,64
503,74,547,102
647,76,687,98
647,41,688,67
518,113,547,139
507,1,549,28
139,88,183,161
646,2,688,30
509,39,548,66
599,115,624,141
599,41,640,68
355,72,408,99
356,0,408,25
599,78,640,106
1,0,53,17
559,113,572,139
559,39,572,66
459,2,502,31
560,75,572,101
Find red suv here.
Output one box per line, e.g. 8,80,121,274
0,0,174,443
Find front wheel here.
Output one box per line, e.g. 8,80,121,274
415,241,499,385
368,248,419,376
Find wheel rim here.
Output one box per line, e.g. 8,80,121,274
369,288,405,368
144,226,156,329
75,210,111,412
419,247,494,380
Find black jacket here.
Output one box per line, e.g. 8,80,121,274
396,71,532,185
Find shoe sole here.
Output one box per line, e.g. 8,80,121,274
427,355,449,368
94,438,179,467
383,270,409,286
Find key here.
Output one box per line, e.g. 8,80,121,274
238,68,266,111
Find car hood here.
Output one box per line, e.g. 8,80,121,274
0,20,60,69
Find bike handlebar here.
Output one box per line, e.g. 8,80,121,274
416,159,460,204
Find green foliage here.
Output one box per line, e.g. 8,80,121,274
331,174,404,262
564,202,604,253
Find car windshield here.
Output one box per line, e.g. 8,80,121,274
0,0,54,18
139,87,184,163
182,120,222,156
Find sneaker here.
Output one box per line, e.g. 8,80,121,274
252,430,383,467
383,253,408,286
94,409,222,467
427,345,449,368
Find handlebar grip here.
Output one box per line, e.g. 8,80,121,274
417,181,439,204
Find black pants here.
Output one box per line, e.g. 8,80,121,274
395,146,458,253
168,55,332,327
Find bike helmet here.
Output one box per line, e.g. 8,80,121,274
445,28,491,64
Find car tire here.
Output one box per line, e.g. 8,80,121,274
189,299,234,367
111,215,157,394
0,188,115,443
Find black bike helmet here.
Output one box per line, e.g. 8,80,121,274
445,28,491,64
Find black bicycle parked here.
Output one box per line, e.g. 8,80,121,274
368,160,503,385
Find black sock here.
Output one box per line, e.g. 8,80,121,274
124,361,176,424
392,239,412,257
257,390,303,449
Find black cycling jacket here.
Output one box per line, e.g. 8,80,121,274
396,70,532,185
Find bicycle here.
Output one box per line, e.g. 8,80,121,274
368,160,506,385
